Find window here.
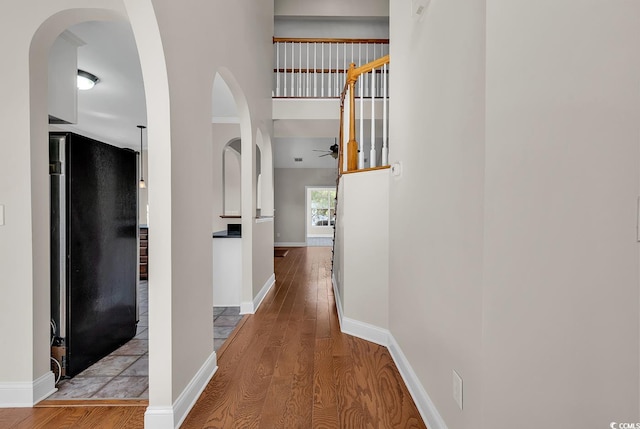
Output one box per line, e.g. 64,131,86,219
310,189,336,227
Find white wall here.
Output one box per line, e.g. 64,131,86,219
388,0,485,427
48,32,79,124
0,1,126,407
224,147,241,215
212,123,241,233
275,0,388,18
147,0,274,408
253,219,275,299
336,169,389,331
274,168,338,244
275,16,388,39
483,1,640,427
390,1,640,428
0,0,274,422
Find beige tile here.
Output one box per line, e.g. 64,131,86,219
111,339,148,356
48,376,111,399
121,356,148,376
92,376,148,399
78,355,139,377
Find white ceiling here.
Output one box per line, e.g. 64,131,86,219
58,20,147,150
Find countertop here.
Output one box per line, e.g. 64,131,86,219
212,230,242,238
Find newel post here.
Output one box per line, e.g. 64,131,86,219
346,63,358,172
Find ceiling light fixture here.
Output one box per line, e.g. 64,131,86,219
77,69,99,90
137,125,147,189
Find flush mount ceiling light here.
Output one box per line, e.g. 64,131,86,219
77,69,99,90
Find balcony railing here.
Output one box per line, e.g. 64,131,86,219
339,55,390,174
273,37,389,98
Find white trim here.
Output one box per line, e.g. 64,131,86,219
331,274,446,429
254,217,273,224
340,316,389,347
332,273,389,346
241,273,275,315
254,273,275,312
240,301,254,315
0,372,56,407
332,272,344,329
274,241,306,247
144,351,218,429
388,335,448,429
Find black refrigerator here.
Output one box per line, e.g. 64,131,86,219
50,132,138,377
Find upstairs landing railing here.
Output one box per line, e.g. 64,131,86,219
273,37,389,98
339,55,390,175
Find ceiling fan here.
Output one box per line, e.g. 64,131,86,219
313,138,339,159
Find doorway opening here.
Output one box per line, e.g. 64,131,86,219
306,186,336,247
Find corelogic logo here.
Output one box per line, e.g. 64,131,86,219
611,423,640,429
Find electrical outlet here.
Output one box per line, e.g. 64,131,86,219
453,370,463,410
391,162,402,177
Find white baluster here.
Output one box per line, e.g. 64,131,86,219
314,42,317,97
359,78,364,170
321,42,324,97
276,42,280,97
306,42,310,97
358,44,362,96
370,69,376,168
283,42,287,97
343,43,347,96
365,43,369,97
298,42,302,97
291,41,295,97
328,43,332,97
382,63,388,166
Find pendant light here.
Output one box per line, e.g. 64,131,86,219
137,125,147,189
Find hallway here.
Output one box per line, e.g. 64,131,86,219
182,246,425,428
0,247,425,428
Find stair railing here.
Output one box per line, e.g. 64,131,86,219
273,38,389,98
339,55,390,174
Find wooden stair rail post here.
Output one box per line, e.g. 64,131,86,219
347,62,358,172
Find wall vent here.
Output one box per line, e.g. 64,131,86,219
294,157,303,162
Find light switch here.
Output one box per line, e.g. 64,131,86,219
0,205,4,226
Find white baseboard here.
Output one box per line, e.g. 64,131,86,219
331,273,389,347
331,273,446,429
341,317,389,347
240,273,275,315
240,301,254,315
388,335,448,429
144,351,218,428
274,242,306,247
254,273,275,312
0,371,56,407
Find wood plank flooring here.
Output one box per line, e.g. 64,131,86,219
182,246,426,429
0,246,426,428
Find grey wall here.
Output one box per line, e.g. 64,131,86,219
274,168,337,243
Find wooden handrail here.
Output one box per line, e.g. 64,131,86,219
273,37,389,44
348,55,390,80
341,165,391,175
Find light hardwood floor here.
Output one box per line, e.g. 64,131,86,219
1,247,426,428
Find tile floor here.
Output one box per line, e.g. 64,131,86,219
48,281,243,400
307,236,333,247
